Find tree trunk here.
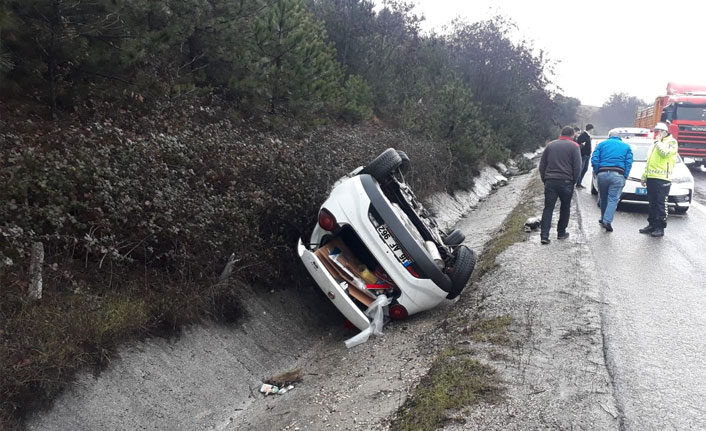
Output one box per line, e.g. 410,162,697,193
28,242,44,300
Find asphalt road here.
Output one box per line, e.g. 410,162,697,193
575,166,706,430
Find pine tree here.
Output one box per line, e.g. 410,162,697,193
250,0,342,117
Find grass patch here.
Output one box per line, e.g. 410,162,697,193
471,175,543,281
461,315,513,345
391,347,501,431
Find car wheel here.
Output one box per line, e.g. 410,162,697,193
446,245,476,300
443,228,465,246
397,150,410,174
591,182,598,195
675,206,689,215
360,148,402,182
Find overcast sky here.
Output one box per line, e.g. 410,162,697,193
407,0,706,107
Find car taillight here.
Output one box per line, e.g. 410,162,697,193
389,304,408,320
406,265,421,278
318,208,337,231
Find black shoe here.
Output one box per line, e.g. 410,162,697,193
557,232,570,240
576,185,585,189
541,237,551,245
599,219,603,225
639,225,655,234
603,223,613,232
650,228,664,237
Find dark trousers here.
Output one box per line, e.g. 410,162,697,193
577,155,590,186
541,179,574,238
646,178,671,228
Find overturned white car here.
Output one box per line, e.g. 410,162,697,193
297,149,476,332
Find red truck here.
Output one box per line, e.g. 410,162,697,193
635,82,706,166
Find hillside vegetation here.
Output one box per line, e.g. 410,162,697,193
1,0,561,428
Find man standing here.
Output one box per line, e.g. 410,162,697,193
639,122,678,237
539,126,582,244
591,132,633,232
575,124,594,189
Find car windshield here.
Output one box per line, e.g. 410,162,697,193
629,144,683,163
630,144,650,161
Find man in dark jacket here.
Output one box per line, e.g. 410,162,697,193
575,124,594,188
539,126,582,244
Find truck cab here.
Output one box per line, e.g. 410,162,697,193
636,83,706,166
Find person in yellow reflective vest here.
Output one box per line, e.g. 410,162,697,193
639,122,678,237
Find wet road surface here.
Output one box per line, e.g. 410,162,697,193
690,164,706,203
575,170,706,430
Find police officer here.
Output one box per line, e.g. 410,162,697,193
639,122,678,237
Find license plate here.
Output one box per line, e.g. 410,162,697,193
636,187,647,195
376,224,412,267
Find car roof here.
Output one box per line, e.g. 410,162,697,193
608,127,652,137
624,137,654,145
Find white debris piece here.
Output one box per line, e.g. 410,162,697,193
344,295,392,348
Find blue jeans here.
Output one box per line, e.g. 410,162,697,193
597,171,626,224
576,155,590,186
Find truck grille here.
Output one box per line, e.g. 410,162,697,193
677,129,706,156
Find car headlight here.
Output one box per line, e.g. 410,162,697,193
672,176,692,184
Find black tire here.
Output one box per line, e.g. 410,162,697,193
591,182,598,195
675,206,689,215
359,148,402,182
446,245,476,300
397,150,410,174
443,228,465,246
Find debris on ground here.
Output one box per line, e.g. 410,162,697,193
259,383,279,395
259,383,296,396
344,294,392,348
265,369,303,387
523,216,541,232
494,175,508,187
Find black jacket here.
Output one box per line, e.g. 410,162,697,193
576,131,592,157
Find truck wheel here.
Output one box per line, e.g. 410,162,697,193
360,148,402,182
443,229,465,246
446,245,476,300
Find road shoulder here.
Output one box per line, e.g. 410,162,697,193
394,173,620,430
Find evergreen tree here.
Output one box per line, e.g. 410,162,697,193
250,0,342,117
1,0,126,114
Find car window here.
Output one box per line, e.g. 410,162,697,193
630,145,650,161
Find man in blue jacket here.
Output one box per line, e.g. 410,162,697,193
591,132,633,231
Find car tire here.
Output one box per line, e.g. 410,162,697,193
443,228,465,246
675,206,689,215
446,245,476,300
397,150,410,174
360,148,403,182
591,182,598,195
